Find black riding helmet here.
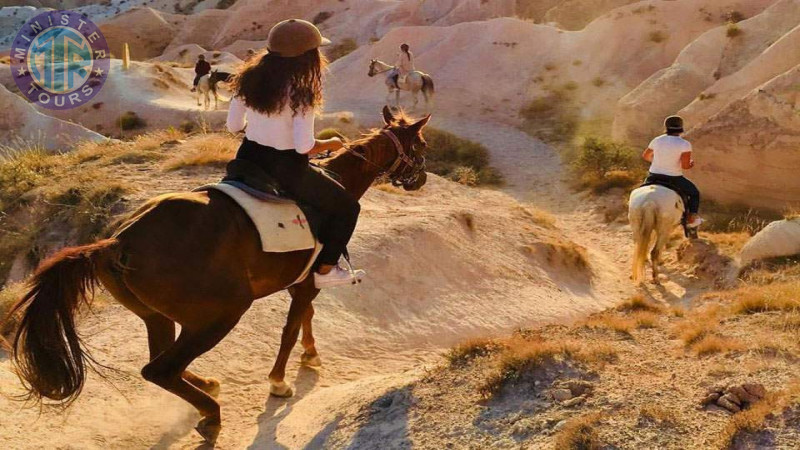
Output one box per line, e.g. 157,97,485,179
665,115,684,134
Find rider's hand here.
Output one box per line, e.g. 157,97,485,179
326,137,345,151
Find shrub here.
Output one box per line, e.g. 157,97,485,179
215,0,236,9
648,30,667,43
312,11,333,25
446,338,504,366
424,128,503,186
727,22,743,38
730,282,800,315
553,414,602,450
519,89,578,143
316,128,345,140
117,111,147,131
572,137,639,178
592,77,605,87
326,38,358,62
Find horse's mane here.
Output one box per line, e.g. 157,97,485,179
321,109,415,172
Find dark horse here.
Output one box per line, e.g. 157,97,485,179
6,106,431,444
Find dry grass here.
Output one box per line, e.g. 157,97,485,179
632,311,661,329
164,134,239,170
446,338,504,366
553,413,602,450
639,405,680,427
480,338,580,396
515,205,557,229
616,295,664,313
729,283,800,315
581,314,635,336
692,335,744,356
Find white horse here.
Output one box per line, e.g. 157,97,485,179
196,70,232,110
628,185,686,283
368,59,435,110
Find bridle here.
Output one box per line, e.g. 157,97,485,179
345,129,426,187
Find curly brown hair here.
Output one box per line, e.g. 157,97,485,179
230,49,326,116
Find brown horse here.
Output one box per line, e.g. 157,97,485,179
6,106,431,444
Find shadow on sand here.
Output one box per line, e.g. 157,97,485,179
248,366,320,449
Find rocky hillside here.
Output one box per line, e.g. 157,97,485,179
613,0,800,209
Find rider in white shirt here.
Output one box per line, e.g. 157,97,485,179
394,43,415,87
642,116,703,228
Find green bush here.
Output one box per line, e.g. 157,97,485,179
117,111,147,131
316,128,346,140
326,38,358,62
573,137,637,177
519,88,578,143
424,128,503,186
572,137,647,193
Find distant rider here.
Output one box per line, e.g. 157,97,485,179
642,115,703,228
191,54,211,92
393,43,415,88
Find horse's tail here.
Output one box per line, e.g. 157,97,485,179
422,74,435,97
6,238,118,405
630,201,656,283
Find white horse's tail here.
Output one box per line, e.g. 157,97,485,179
421,74,435,97
631,201,657,283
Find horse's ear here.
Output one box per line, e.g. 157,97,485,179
409,114,431,132
382,105,394,125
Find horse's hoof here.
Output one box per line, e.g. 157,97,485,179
269,380,294,398
301,353,322,367
195,416,221,445
203,378,221,398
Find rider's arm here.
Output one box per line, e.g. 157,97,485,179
642,148,654,162
293,108,344,155
680,151,694,170
226,97,246,133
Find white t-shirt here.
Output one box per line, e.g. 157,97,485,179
226,96,316,154
648,134,692,177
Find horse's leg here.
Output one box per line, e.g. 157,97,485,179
97,266,222,398
300,305,321,367
412,88,419,109
395,89,400,107
268,277,319,397
142,314,221,397
650,230,671,284
140,315,242,444
196,89,202,106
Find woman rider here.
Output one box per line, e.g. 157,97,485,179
393,43,415,88
226,19,365,288
642,115,703,228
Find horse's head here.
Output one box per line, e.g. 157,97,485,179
368,59,377,77
379,105,430,191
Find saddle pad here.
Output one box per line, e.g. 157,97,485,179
198,183,317,253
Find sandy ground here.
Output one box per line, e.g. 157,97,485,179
0,103,671,449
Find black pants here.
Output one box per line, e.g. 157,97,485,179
235,139,360,266
645,173,700,213
193,73,206,87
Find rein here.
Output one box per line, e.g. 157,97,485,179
344,129,425,187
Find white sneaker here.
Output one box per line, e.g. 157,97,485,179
687,216,704,228
314,265,366,289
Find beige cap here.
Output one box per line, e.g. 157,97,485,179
267,19,331,58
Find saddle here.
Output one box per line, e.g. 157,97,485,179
641,174,697,239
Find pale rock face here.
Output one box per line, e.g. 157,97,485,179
0,84,106,151
99,7,186,60
740,219,800,266
612,0,796,146
686,65,800,210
